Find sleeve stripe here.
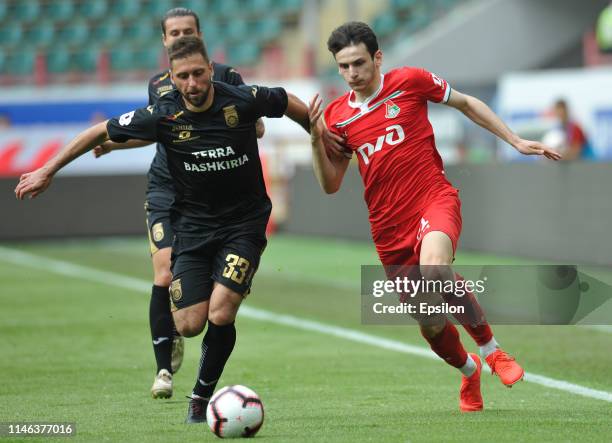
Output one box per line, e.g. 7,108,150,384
442,85,452,104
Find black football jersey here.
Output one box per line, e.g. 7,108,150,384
107,83,288,232
146,63,245,191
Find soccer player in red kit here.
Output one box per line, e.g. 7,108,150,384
309,22,562,412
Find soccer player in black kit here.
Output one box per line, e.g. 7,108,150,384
94,7,265,400
16,36,311,424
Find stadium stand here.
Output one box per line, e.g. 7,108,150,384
0,0,304,83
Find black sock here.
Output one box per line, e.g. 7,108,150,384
149,285,173,373
192,321,236,398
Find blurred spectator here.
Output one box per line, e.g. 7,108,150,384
0,114,11,129
596,1,612,53
547,99,592,161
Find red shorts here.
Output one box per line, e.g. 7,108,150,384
372,192,462,266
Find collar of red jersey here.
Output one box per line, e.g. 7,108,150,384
347,74,385,111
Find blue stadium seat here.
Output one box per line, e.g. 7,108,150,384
5,50,36,76
253,15,282,43
92,22,122,46
0,51,5,74
45,0,74,22
0,1,8,22
110,0,141,19
247,0,274,17
134,46,162,71
150,0,175,19
59,20,90,46
181,0,209,18
79,0,108,20
12,1,41,22
73,48,100,72
227,41,260,66
225,20,248,43
0,23,23,48
274,0,302,14
110,47,136,71
25,21,56,49
47,47,72,74
126,20,157,45
372,12,399,39
212,0,239,18
392,0,419,10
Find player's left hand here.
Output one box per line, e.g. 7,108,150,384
514,139,563,161
14,167,53,200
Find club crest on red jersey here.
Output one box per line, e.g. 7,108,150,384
385,101,400,119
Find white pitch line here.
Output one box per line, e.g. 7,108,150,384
0,245,611,404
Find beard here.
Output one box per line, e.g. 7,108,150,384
184,84,211,107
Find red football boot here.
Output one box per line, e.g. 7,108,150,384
485,349,524,387
459,353,483,412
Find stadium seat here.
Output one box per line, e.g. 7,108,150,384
227,41,260,66
0,23,23,49
181,0,209,17
247,0,274,17
126,21,157,45
110,47,136,71
59,20,90,45
134,46,162,71
150,0,175,19
0,51,5,74
372,12,399,39
45,0,74,22
79,0,108,20
73,48,100,72
47,47,72,74
392,0,419,10
274,0,302,14
92,22,122,46
110,0,141,19
212,0,239,18
25,21,56,49
253,15,282,43
201,18,222,42
12,1,41,22
5,50,36,76
225,20,248,43
0,1,8,22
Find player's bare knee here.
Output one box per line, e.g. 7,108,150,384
208,307,237,326
153,268,173,287
175,317,205,337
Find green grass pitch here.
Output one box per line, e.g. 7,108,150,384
0,234,611,442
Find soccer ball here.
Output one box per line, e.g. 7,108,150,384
206,385,264,438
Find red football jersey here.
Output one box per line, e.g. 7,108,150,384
324,67,458,231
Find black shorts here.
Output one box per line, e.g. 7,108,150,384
169,226,267,311
144,192,175,255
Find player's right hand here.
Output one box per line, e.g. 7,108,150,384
14,167,53,200
309,94,347,159
93,142,113,158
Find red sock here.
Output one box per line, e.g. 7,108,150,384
441,274,494,346
421,320,468,368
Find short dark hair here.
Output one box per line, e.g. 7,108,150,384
161,7,200,35
327,21,379,58
168,36,209,64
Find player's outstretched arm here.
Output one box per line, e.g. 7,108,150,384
446,90,562,161
15,121,111,199
93,139,153,158
309,94,350,194
284,93,311,133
